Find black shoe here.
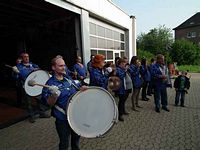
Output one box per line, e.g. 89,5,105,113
39,113,51,118
147,94,152,96
29,117,36,123
118,116,124,121
174,104,178,107
142,98,148,101
162,107,170,112
146,97,150,100
155,108,160,113
180,105,185,107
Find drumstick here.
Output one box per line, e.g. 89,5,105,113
5,64,13,69
28,80,51,88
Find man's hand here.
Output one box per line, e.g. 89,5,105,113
48,86,61,98
12,66,20,74
80,85,88,91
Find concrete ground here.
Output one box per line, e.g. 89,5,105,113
0,73,200,150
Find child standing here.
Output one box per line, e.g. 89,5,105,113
174,71,190,107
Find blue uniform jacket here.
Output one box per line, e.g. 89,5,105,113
140,65,151,82
128,64,143,88
41,75,79,121
73,63,87,79
89,67,109,89
16,62,39,81
151,63,168,89
115,66,126,95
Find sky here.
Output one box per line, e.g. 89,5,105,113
112,0,200,36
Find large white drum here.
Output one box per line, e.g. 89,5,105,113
67,86,118,138
24,70,50,97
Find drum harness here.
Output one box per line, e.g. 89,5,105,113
54,77,80,115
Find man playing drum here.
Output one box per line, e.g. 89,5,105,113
41,55,87,150
13,52,49,123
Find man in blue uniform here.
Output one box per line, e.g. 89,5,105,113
41,55,87,150
13,52,49,123
152,54,171,113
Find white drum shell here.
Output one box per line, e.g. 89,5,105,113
67,86,118,138
24,70,50,97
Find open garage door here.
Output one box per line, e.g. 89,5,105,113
0,0,82,111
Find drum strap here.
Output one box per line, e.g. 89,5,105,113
54,105,66,115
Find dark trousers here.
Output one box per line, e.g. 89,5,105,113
142,81,149,99
118,93,129,116
175,90,186,105
55,119,80,150
21,87,48,118
147,80,153,95
154,87,168,109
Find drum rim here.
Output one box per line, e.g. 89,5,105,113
67,86,118,138
24,69,50,97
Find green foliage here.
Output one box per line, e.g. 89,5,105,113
137,25,173,55
178,65,200,73
137,49,155,62
170,39,200,65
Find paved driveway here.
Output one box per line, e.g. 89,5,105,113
0,73,200,150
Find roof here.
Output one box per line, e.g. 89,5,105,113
173,12,200,30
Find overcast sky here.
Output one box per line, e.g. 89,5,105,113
112,0,200,36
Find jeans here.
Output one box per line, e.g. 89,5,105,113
154,87,168,109
175,90,186,105
55,119,80,150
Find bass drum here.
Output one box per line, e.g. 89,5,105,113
67,86,118,138
24,70,50,97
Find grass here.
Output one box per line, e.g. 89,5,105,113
177,65,200,73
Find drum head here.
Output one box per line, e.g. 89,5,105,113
67,86,118,138
24,70,50,97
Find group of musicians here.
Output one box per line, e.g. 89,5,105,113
11,52,171,150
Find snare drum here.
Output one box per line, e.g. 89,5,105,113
67,86,118,138
24,70,50,97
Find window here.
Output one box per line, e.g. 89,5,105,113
89,21,126,62
89,23,96,35
98,50,106,57
97,25,105,37
114,31,120,40
106,40,114,49
114,41,120,50
187,32,196,38
106,28,113,39
120,33,125,41
120,51,125,58
90,37,97,48
107,51,113,59
91,50,97,55
98,38,106,48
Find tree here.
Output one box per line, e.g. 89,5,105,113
170,39,200,65
137,25,174,56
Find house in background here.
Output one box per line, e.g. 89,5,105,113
173,12,200,45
